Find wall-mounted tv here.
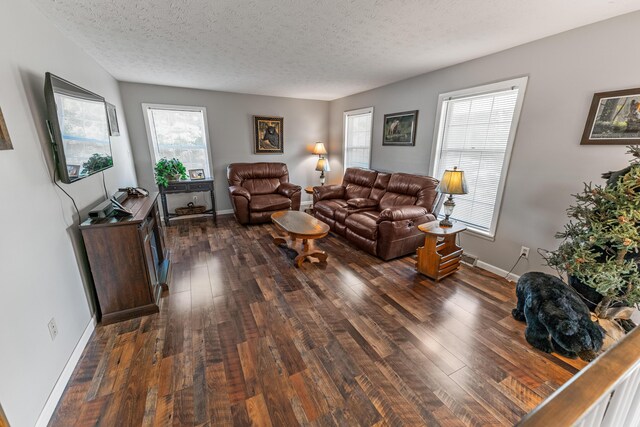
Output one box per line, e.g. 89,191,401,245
44,72,113,184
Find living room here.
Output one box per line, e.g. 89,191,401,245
2,0,640,426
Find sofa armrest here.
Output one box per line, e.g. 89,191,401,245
377,206,429,223
277,182,301,198
229,185,251,201
313,185,345,201
347,198,378,209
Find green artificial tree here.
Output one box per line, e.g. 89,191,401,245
547,146,640,319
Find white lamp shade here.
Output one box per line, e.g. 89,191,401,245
437,166,468,195
312,142,327,156
315,158,331,172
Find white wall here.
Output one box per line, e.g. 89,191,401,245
118,82,329,213
0,0,137,425
329,11,638,277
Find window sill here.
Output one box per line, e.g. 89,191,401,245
462,227,495,242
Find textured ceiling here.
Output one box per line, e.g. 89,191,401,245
31,0,640,100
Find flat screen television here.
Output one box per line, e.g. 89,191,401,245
44,72,113,184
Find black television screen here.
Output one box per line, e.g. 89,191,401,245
44,72,113,183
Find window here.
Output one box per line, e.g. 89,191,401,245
344,107,373,169
143,104,211,174
430,77,528,238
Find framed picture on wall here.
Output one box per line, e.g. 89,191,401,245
581,87,640,145
254,116,284,154
106,102,120,136
0,107,13,151
382,110,418,146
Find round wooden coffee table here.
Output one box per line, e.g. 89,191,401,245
271,210,329,267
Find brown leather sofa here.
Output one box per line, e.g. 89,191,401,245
227,162,301,225
313,167,443,260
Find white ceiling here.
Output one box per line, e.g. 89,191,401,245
31,0,640,100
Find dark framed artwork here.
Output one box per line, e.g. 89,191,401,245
383,110,418,146
189,168,205,180
0,107,13,150
106,102,120,136
581,88,640,145
254,116,283,154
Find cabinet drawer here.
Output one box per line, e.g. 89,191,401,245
164,183,189,192
188,182,212,192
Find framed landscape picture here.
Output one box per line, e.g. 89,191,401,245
383,110,418,146
254,116,284,154
581,88,640,145
0,107,13,151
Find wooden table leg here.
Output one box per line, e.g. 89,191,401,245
294,238,327,268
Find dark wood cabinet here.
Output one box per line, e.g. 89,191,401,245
80,192,171,325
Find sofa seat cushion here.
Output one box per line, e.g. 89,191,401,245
345,211,380,240
250,194,291,212
315,199,348,219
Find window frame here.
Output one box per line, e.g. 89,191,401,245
343,106,374,170
428,76,528,240
141,103,213,177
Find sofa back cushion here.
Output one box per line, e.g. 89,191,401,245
370,172,391,202
378,173,439,212
342,168,378,200
227,162,289,195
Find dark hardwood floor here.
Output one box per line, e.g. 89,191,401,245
50,216,585,426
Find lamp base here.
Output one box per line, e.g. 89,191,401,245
439,216,453,228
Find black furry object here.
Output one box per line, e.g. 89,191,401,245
512,272,604,361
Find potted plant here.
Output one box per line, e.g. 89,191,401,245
546,146,640,331
154,158,187,187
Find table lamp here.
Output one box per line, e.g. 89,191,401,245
312,142,327,157
437,166,468,227
315,157,331,185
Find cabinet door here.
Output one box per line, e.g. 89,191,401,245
141,224,159,302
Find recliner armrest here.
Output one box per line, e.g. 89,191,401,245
277,182,301,198
313,185,345,201
377,206,429,223
229,185,251,200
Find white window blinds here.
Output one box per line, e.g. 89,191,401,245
344,108,373,169
144,105,211,175
432,78,527,237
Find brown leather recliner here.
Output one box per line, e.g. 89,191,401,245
227,162,301,225
313,167,443,260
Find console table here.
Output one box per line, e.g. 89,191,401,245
416,221,466,281
81,192,171,324
159,178,216,224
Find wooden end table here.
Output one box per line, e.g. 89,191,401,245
271,210,329,267
416,220,466,281
304,186,314,214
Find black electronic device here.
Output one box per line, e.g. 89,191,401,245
110,197,133,216
113,191,128,204
88,199,115,219
44,73,114,184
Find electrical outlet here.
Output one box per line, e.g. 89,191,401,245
520,246,530,259
48,318,58,341
193,195,198,204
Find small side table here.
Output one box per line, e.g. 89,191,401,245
304,186,314,214
159,178,216,225
416,221,466,281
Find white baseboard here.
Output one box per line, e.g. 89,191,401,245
216,208,234,215
35,316,96,427
476,260,520,283
300,201,312,207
